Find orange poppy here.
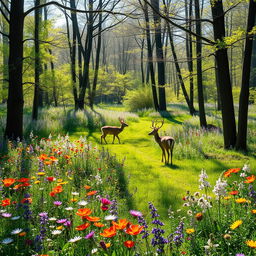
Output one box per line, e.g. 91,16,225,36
195,212,203,221
49,156,58,162
53,185,63,193
75,222,90,231
44,160,52,165
244,175,255,184
229,190,239,195
87,190,97,196
84,216,101,222
125,224,143,235
13,184,23,190
64,155,71,160
100,226,116,238
47,177,55,182
21,197,32,204
17,178,30,183
39,154,48,160
84,185,91,190
229,168,241,173
2,178,16,187
124,240,135,248
94,222,105,228
223,170,232,178
19,232,26,237
112,219,129,230
76,208,92,217
1,198,11,207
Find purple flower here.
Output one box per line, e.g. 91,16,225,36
64,220,72,227
236,254,245,256
2,213,12,218
53,201,62,206
38,212,48,243
57,219,67,224
85,231,95,239
109,199,118,216
172,221,184,247
38,212,48,218
101,198,112,205
129,210,143,217
138,216,149,239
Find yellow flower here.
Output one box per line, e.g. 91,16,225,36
224,196,231,200
71,198,77,202
251,209,256,214
230,220,243,230
31,176,36,180
186,228,195,234
57,181,68,185
57,179,63,182
37,172,45,176
56,226,63,230
34,180,40,184
245,240,256,248
235,198,247,203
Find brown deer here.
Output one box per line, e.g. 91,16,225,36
101,118,128,144
148,120,175,165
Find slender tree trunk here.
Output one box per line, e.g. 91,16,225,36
236,0,256,150
211,0,236,148
49,49,57,106
32,0,43,120
90,0,103,109
140,38,145,85
195,0,207,127
151,0,166,111
143,1,159,110
5,1,24,140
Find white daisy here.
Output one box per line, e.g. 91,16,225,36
69,236,82,243
49,217,57,221
71,192,79,196
11,228,23,235
91,248,98,254
104,215,117,221
1,238,14,244
65,207,74,211
51,230,62,235
77,200,88,206
11,216,21,221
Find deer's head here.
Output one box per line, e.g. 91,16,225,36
119,117,128,127
148,120,164,135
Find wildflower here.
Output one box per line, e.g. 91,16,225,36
245,240,256,248
21,197,32,204
223,234,231,240
112,219,129,230
251,209,256,214
230,220,243,230
87,190,97,196
37,172,46,176
236,198,247,203
1,198,11,207
51,230,62,235
173,221,184,247
46,177,55,182
2,213,12,218
244,175,255,184
84,185,91,190
19,232,26,237
104,215,117,221
75,223,90,231
84,216,100,222
56,219,67,224
124,240,135,248
229,190,239,195
1,238,14,244
65,207,74,211
76,208,92,217
129,210,143,217
99,241,111,250
94,222,104,228
52,185,63,193
39,212,48,240
195,212,203,221
11,228,23,235
126,224,144,235
71,192,79,196
17,178,30,183
213,178,227,198
77,200,88,206
101,198,112,205
197,195,212,211
100,226,116,238
229,168,241,174
2,178,16,187
199,169,211,190
69,236,82,243
185,228,195,234
236,254,245,256
203,239,219,251
85,231,95,239
11,216,21,220
53,201,62,206
138,215,149,239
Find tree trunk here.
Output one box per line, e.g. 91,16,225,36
151,0,166,111
143,2,159,110
211,0,236,148
236,0,256,150
195,0,207,127
49,49,57,107
90,0,102,109
32,0,43,120
5,1,24,140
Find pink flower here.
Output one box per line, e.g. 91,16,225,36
129,210,143,217
85,231,95,239
54,201,62,206
101,198,112,205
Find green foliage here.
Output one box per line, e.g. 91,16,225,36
124,86,154,112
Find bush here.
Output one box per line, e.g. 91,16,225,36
124,86,153,112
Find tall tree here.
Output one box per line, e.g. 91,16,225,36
236,0,256,150
211,0,236,148
151,0,166,111
194,0,207,127
5,1,24,140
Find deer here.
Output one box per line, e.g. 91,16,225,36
148,120,175,165
101,118,128,144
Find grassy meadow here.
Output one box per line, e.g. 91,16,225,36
0,103,256,255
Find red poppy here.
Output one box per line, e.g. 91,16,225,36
17,178,30,183
49,191,56,197
229,190,239,195
53,185,63,193
39,154,48,160
1,198,11,207
124,240,135,248
228,168,241,173
47,177,55,182
21,198,32,204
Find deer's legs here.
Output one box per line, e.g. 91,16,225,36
116,135,121,144
112,135,115,144
167,150,170,164
101,134,107,144
161,148,166,164
170,149,173,165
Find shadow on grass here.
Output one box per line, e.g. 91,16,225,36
159,111,183,125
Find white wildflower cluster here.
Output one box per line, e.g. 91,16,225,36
240,164,251,177
197,195,212,212
95,173,103,185
212,178,228,199
199,169,211,190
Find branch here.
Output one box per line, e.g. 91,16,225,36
0,6,9,23
143,0,215,45
0,0,10,14
0,30,9,38
24,1,139,19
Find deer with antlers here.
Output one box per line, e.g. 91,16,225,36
149,120,175,165
101,118,128,144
